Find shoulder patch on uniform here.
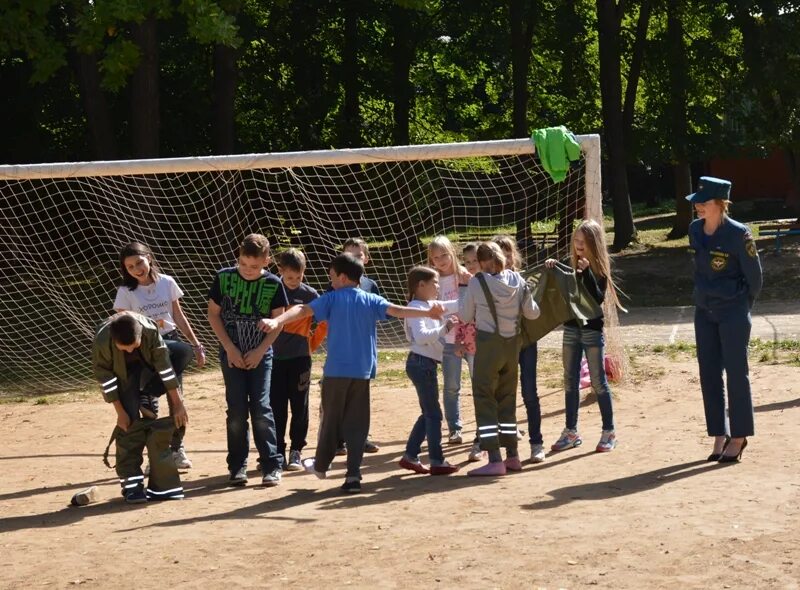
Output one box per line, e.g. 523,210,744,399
745,239,757,258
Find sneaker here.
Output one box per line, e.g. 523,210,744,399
302,458,327,479
364,438,380,453
504,456,523,472
335,444,347,456
262,468,282,487
399,456,430,474
172,447,192,470
124,488,148,504
286,450,303,471
71,486,99,507
530,443,546,463
596,430,617,453
341,480,362,494
448,430,463,445
551,428,583,452
467,461,507,477
468,441,484,462
229,466,248,487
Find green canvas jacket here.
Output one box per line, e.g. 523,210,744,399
521,263,603,347
92,312,178,403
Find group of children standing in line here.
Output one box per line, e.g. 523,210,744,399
93,220,623,501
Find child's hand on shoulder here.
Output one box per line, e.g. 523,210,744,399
458,267,473,285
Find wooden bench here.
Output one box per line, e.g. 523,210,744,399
759,222,800,254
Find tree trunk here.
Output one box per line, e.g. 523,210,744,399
622,0,652,146
72,50,117,159
666,0,692,238
597,0,636,249
510,0,534,138
212,43,237,155
341,1,361,148
130,15,159,158
391,4,414,146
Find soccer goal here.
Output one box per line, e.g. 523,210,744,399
0,136,601,394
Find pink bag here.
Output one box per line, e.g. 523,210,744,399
579,354,619,389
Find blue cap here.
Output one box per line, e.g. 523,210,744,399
685,176,732,203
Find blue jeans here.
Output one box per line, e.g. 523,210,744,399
220,349,283,474
441,343,463,432
519,343,542,445
694,304,754,437
563,325,614,431
404,353,445,464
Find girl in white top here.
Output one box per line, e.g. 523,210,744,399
113,241,205,469
398,266,460,476
427,235,472,444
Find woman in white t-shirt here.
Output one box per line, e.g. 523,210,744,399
427,235,472,445
114,241,205,469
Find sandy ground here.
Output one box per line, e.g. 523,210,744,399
2,347,800,590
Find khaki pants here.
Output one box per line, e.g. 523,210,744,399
472,330,520,451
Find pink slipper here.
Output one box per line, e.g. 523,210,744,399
504,456,523,471
467,461,507,477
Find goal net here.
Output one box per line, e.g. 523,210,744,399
0,136,607,395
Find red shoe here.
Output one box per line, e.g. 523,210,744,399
399,456,430,474
430,462,460,475
467,461,507,477
504,456,523,472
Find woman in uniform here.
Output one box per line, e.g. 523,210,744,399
687,177,762,463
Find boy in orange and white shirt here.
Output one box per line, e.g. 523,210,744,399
270,249,328,470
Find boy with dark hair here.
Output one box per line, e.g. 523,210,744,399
259,253,445,493
270,248,327,471
340,237,380,453
92,312,188,504
208,233,288,487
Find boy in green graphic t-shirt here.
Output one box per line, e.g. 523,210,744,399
208,234,289,487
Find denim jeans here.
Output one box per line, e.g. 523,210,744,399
563,325,614,431
220,349,282,474
519,343,542,445
694,304,754,437
404,353,445,464
441,343,463,432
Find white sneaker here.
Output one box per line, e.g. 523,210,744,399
467,441,484,462
530,443,546,463
302,458,326,479
286,450,303,471
448,430,463,445
173,447,192,470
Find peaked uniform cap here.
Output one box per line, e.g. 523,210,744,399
686,176,732,203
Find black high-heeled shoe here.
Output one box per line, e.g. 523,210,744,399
707,435,731,461
718,438,748,463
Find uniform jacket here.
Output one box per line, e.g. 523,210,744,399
688,217,762,310
92,312,178,403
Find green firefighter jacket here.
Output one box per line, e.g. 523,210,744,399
92,312,178,403
520,263,603,347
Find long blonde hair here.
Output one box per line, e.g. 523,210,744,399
427,235,467,277
492,234,522,271
571,219,626,312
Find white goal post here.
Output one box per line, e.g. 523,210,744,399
0,135,602,394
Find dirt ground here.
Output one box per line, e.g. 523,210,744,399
2,347,800,590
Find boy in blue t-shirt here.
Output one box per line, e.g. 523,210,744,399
259,253,444,493
208,234,288,488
